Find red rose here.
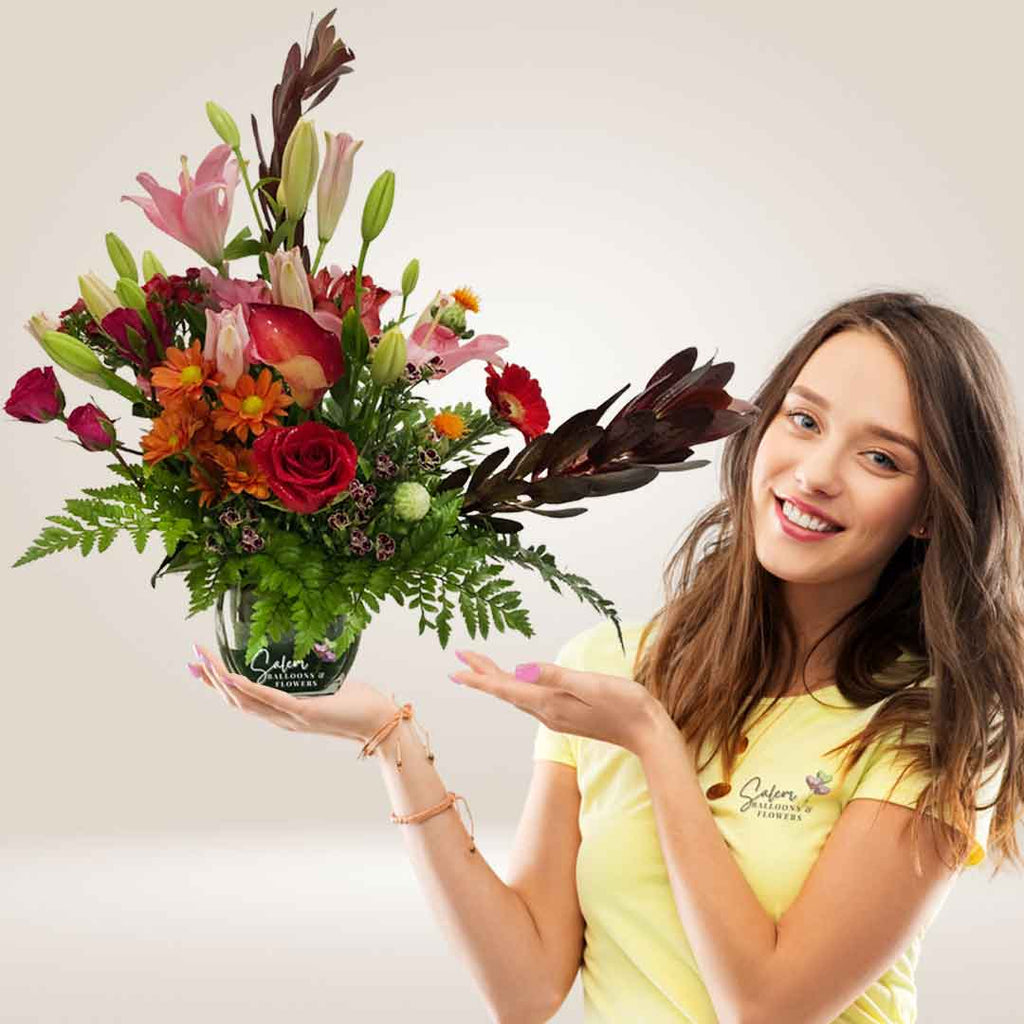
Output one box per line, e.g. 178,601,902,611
252,420,358,514
66,403,117,451
5,366,65,422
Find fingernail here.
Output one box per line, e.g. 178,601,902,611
515,663,540,682
187,662,203,679
448,672,462,684
455,651,470,665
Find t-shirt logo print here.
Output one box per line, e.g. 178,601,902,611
799,769,833,810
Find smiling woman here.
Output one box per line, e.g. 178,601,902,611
568,290,1024,1023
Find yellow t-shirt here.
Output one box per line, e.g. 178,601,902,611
533,619,1004,1024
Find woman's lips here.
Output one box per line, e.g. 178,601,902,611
773,495,845,540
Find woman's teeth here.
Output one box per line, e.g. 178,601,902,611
781,499,841,532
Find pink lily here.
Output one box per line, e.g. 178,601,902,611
317,132,363,243
268,247,315,314
204,304,253,389
405,320,508,378
121,144,240,267
198,267,271,313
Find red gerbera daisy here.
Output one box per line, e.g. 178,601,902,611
483,363,549,441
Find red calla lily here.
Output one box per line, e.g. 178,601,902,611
246,302,345,409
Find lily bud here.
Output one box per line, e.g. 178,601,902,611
267,247,314,314
317,132,363,243
279,118,319,223
401,258,420,297
105,232,138,283
115,277,149,312
141,250,166,281
38,330,109,388
206,100,240,149
361,169,395,243
78,272,122,325
203,304,251,389
370,326,407,386
393,481,431,522
24,312,61,343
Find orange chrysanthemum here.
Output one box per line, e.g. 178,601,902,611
150,340,221,407
212,367,293,442
213,445,271,500
189,444,233,508
431,410,466,439
141,397,210,465
451,286,479,313
190,413,228,459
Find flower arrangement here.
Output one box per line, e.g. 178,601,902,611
7,11,758,684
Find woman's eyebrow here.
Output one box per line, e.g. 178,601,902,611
787,384,922,460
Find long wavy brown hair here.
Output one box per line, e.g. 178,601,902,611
632,291,1024,876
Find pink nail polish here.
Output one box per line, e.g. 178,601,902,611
187,662,203,678
455,651,470,665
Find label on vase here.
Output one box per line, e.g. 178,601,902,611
247,645,333,691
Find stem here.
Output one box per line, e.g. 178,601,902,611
311,239,328,275
139,308,166,362
110,445,145,492
184,449,218,488
343,358,364,429
286,219,297,251
371,386,396,452
361,380,384,449
353,239,369,323
235,149,270,243
341,241,373,428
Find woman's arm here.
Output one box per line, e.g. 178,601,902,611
189,647,578,1023
636,708,776,1024
636,705,962,1024
368,708,576,1023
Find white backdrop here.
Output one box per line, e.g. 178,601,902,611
3,1,1021,1021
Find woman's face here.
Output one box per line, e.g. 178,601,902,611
750,328,929,596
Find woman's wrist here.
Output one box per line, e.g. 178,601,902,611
357,693,404,745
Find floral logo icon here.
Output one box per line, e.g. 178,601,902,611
798,769,833,810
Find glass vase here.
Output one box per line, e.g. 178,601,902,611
214,584,361,697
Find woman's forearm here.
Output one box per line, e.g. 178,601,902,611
365,713,558,1023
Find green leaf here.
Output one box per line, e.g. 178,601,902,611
223,237,264,261
12,527,79,567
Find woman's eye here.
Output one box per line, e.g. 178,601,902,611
784,410,899,472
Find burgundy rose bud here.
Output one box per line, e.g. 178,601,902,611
4,366,65,423
66,403,117,451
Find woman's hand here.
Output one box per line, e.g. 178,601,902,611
187,643,397,744
449,649,667,757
